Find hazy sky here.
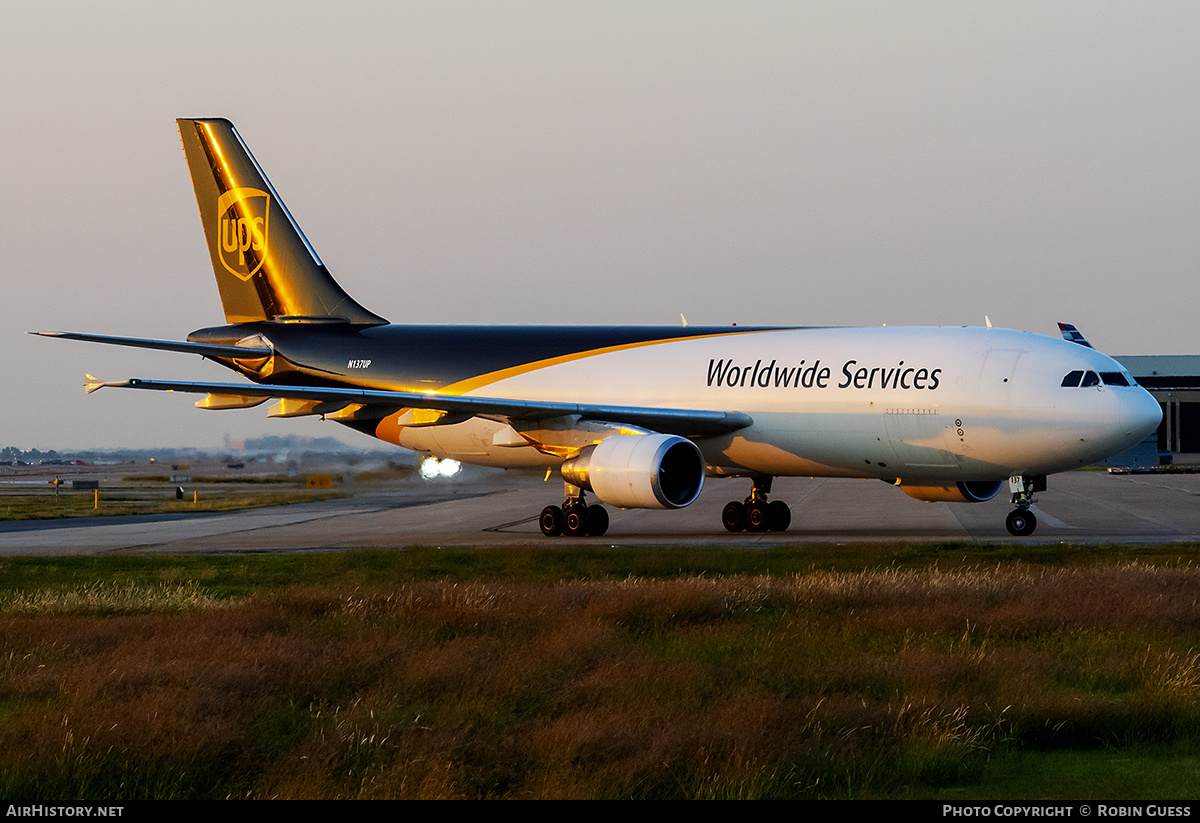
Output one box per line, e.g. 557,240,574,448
4,1,1198,451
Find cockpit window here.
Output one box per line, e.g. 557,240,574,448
1062,369,1134,388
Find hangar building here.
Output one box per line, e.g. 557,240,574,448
1116,355,1200,457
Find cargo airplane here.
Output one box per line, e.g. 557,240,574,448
35,118,1163,537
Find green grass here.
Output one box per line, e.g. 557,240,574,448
0,546,1197,799
5,540,1196,585
0,490,341,521
936,748,1200,800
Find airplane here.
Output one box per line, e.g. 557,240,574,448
34,118,1163,538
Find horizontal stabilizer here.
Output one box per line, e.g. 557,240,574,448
32,331,271,359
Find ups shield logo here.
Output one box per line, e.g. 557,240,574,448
217,188,270,280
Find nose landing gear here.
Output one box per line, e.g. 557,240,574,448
1005,475,1045,537
722,476,791,533
1005,508,1036,537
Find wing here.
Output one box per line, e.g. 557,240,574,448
81,376,753,438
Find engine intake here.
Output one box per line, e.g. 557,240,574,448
560,434,705,509
898,480,1004,503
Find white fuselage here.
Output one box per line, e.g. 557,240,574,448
389,326,1162,483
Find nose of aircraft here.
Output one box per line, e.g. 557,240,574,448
1122,386,1163,440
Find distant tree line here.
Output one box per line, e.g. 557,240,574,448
3,440,404,465
3,447,64,464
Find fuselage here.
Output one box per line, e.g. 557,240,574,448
189,322,1162,483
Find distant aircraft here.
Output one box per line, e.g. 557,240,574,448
35,119,1163,537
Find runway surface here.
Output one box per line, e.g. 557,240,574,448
3,469,1200,555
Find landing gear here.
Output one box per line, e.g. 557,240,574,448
1005,508,1036,537
722,476,791,533
540,505,564,537
564,504,588,536
540,489,608,537
722,501,746,532
585,504,609,536
767,500,791,532
1005,474,1045,537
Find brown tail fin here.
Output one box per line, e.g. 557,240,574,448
177,118,386,325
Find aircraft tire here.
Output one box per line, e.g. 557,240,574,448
1005,509,1037,537
767,500,791,532
585,505,609,537
722,501,745,532
746,502,769,532
540,505,564,537
564,506,588,536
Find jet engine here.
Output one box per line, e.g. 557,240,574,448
898,480,1004,503
560,434,705,509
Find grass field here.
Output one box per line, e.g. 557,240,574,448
0,544,1197,799
0,489,340,520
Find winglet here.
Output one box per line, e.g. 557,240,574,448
1057,323,1094,349
84,375,145,394
84,375,133,394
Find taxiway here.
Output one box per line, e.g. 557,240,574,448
3,470,1200,555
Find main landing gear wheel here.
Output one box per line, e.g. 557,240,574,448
541,498,608,538
722,501,746,532
722,477,791,533
1005,509,1037,537
564,505,588,536
746,501,769,532
767,499,791,532
540,505,564,537
585,504,609,537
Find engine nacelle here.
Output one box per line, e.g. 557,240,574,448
560,434,705,509
898,480,1004,503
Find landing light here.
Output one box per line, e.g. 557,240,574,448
420,457,462,479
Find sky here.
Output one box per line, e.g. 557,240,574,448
3,1,1199,451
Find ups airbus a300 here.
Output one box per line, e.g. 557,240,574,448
36,118,1162,538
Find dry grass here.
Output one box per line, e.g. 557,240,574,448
0,562,1198,798
0,581,230,616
